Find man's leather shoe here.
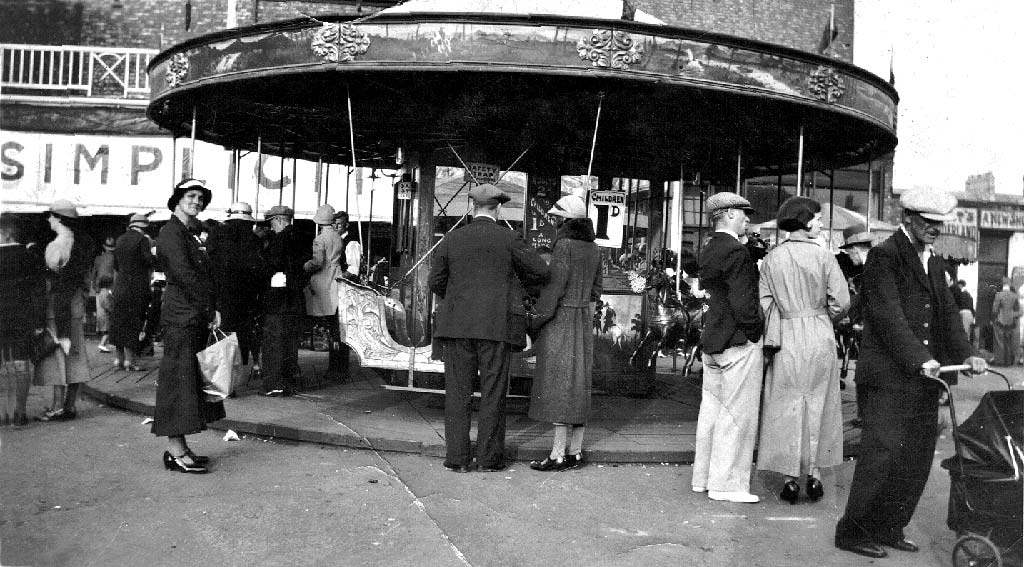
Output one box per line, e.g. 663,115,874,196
530,457,568,472
880,538,919,552
443,462,475,473
835,539,888,559
477,462,508,472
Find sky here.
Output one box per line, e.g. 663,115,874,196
854,0,1023,195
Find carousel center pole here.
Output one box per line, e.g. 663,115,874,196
189,106,197,178
254,135,262,217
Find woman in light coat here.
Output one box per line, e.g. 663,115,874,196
528,195,603,472
304,205,345,318
757,196,849,504
35,200,95,421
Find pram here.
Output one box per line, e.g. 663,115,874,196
934,366,1023,567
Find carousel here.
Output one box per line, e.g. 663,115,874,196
145,0,899,395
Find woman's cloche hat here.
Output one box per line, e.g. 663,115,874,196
128,212,151,228
548,195,587,219
312,204,337,225
839,224,873,249
776,196,821,232
226,202,255,222
167,178,212,212
49,199,80,219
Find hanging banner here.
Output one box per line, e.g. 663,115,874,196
1,131,393,220
589,189,626,248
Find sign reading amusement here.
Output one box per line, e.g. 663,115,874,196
979,208,1024,231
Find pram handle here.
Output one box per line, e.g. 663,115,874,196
936,365,1013,391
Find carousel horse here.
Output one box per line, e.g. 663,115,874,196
629,289,706,375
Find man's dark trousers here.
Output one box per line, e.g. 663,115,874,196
262,313,300,391
442,338,511,468
837,382,940,542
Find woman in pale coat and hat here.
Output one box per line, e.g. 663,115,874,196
757,196,849,503
304,204,347,375
109,213,154,370
528,194,603,471
35,200,95,421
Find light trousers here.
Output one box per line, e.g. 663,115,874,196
692,341,763,492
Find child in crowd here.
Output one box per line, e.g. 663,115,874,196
95,275,113,353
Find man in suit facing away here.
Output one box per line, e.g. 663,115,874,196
692,191,764,503
429,184,549,472
835,190,986,559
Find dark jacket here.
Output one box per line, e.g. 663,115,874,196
262,225,310,315
429,216,549,343
0,243,46,345
157,215,215,327
856,230,973,390
110,228,154,346
207,219,266,327
698,231,763,354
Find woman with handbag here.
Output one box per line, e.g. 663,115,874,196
756,197,849,504
153,179,224,474
34,200,95,422
527,195,603,472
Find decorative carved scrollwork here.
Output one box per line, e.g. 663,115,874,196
336,278,442,373
806,65,845,104
165,52,189,88
577,29,644,70
311,22,371,63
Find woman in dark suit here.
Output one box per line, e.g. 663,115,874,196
153,179,223,474
110,213,154,370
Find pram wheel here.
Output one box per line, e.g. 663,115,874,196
953,534,1002,567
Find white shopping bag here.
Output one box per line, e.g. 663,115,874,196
197,328,243,400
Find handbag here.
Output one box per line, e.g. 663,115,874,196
28,328,60,364
196,328,243,400
763,298,782,357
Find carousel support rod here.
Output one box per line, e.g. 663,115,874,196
346,85,364,251
735,145,742,195
367,172,375,277
828,165,836,240
677,164,685,293
189,107,197,178
291,152,298,210
866,160,874,233
388,208,471,291
345,166,351,211
279,146,285,206
324,162,330,204
171,135,178,185
315,159,322,207
584,93,605,209
255,136,263,217
795,124,805,197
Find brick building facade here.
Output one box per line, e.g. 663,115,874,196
2,0,853,62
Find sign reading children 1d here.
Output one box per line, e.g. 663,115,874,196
588,190,626,248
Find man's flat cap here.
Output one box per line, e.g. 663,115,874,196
900,190,957,222
468,183,511,206
264,205,294,220
706,192,754,214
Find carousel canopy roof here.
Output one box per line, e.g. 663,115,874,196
379,0,666,24
147,9,897,182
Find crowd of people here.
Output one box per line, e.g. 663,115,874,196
0,179,1007,559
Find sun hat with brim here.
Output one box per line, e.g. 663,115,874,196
838,224,874,249
548,195,587,219
49,199,79,219
468,183,510,206
705,192,754,215
264,205,294,220
167,178,212,212
312,204,336,225
900,189,957,222
226,202,255,222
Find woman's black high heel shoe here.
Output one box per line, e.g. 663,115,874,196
163,451,208,474
780,480,800,504
184,448,210,465
530,457,569,472
806,477,824,501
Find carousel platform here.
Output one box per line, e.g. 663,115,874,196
82,340,862,463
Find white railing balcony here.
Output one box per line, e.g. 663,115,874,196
1,44,158,105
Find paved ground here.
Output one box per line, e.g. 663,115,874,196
78,341,863,463
1,365,1019,567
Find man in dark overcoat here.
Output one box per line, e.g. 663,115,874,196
260,205,311,397
693,191,764,503
428,184,549,472
835,190,986,559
